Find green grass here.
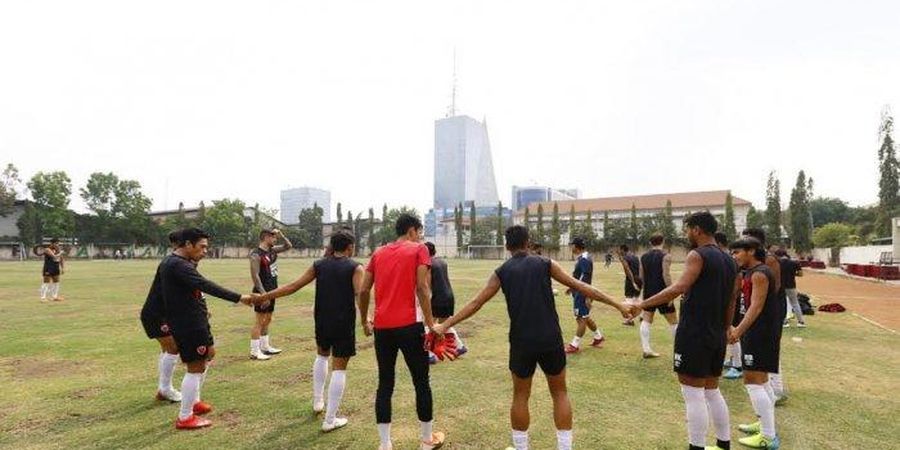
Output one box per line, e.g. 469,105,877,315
0,258,897,449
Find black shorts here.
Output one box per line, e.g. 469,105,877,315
253,287,276,313
432,302,454,319
646,302,676,315
172,326,214,363
316,334,357,358
43,267,60,277
509,344,566,379
741,328,780,373
141,312,172,340
674,335,726,378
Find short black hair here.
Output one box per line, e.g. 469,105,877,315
505,225,529,250
330,230,355,252
684,211,718,234
742,227,766,245
570,237,586,250
619,244,629,252
179,227,210,246
729,237,766,261
167,229,183,245
649,233,664,246
425,241,436,256
713,231,728,247
259,229,275,240
394,213,423,237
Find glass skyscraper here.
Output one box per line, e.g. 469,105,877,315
433,115,499,210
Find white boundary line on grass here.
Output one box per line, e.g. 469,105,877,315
852,313,898,335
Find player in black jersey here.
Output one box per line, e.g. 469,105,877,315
637,212,739,450
248,228,292,360
714,232,743,380
433,225,631,450
159,228,257,430
637,233,677,359
729,238,781,450
617,245,642,326
39,238,65,302
425,241,467,363
141,230,185,403
255,230,365,433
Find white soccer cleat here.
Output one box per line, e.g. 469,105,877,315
262,346,282,355
321,417,349,432
156,389,183,402
250,352,271,361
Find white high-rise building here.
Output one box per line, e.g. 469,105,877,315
280,187,331,224
511,186,580,212
433,115,500,209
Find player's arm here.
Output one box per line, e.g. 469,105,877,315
257,265,316,302
662,253,673,287
550,260,629,316
434,272,501,334
732,271,768,342
416,264,435,329
639,250,703,310
352,264,365,321
172,260,248,304
272,229,293,253
767,255,781,292
358,270,375,336
249,253,266,293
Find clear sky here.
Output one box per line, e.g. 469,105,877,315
1,1,898,216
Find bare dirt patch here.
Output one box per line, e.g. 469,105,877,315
2,357,87,379
798,271,900,331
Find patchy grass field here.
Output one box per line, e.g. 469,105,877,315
0,258,897,449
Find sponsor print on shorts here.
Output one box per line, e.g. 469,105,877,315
160,324,170,333
743,353,754,367
674,352,682,368
197,345,208,356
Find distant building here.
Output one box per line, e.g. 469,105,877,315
516,190,752,246
280,187,331,224
149,203,286,229
0,200,26,238
511,185,580,212
433,115,499,210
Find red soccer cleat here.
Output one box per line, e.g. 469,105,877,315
175,414,212,430
564,343,580,354
590,337,605,348
192,401,213,415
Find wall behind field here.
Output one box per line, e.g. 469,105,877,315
4,245,330,261
811,245,892,265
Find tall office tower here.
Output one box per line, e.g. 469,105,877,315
433,115,500,210
280,187,331,224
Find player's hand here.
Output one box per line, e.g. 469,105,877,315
727,327,740,344
273,228,282,236
431,323,446,336
363,320,374,337
239,294,254,306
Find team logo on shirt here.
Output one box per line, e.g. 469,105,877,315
674,353,682,367
744,354,754,367
160,324,170,333
197,345,208,356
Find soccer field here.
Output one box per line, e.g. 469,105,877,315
1,258,897,450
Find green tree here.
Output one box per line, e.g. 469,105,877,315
764,171,782,243
202,199,247,245
661,200,677,245
571,210,597,250
746,205,764,230
628,204,639,246
813,222,855,266
568,205,576,237
524,207,531,233
496,201,504,246
535,203,545,245
601,211,609,247
16,202,42,246
297,203,324,249
454,204,463,252
469,217,496,246
548,202,561,251
723,193,737,240
788,171,813,252
877,107,899,235
376,206,420,245
27,171,74,238
810,197,849,228
1,163,22,216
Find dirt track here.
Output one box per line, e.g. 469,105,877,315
798,271,900,331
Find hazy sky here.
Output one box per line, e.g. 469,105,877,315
1,1,898,218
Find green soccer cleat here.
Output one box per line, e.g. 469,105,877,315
738,421,761,434
705,446,726,450
738,433,780,449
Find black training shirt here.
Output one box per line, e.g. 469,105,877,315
313,256,360,338
494,253,564,351
430,257,455,307
160,254,241,330
678,245,737,347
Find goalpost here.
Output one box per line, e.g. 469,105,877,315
465,245,507,260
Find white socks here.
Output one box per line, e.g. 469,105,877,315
40,283,48,299
511,430,529,450
313,355,328,404
325,370,346,423
198,366,209,401
250,339,260,355
570,336,582,348
179,373,202,419
158,353,179,392
681,384,708,447
261,335,271,351
378,423,392,447
746,384,776,439
639,321,652,353
420,420,433,442
730,342,742,367
769,371,784,397
593,328,603,340
669,323,677,337
556,429,573,450
48,282,60,299
704,388,731,443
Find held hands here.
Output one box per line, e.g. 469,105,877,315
625,303,643,320
362,319,374,337
431,323,447,336
727,326,741,345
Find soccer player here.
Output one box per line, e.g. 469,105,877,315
775,249,805,328
637,233,677,359
636,212,739,450
159,227,256,430
564,237,605,354
39,238,65,302
741,228,787,404
248,228,293,360
617,244,642,326
715,232,743,380
433,225,630,450
141,230,185,403
255,230,364,432
729,237,782,449
425,242,467,362
358,214,445,450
